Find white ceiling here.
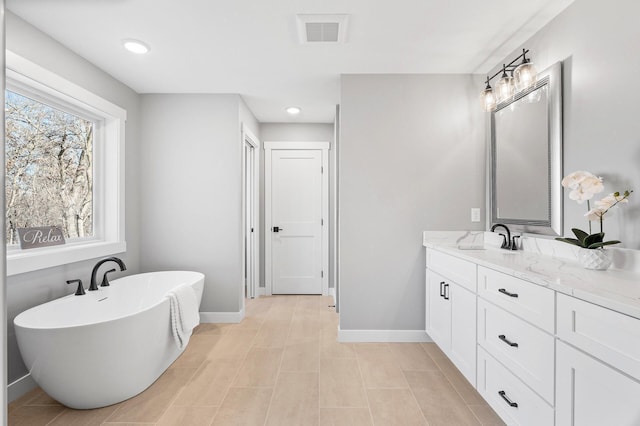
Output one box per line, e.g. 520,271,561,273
7,0,574,123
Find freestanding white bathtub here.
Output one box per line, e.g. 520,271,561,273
14,271,204,409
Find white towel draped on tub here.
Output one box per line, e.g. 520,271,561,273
166,284,200,350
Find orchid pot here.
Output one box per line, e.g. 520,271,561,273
577,247,612,270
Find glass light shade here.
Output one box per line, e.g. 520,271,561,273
496,75,515,103
480,87,496,112
514,62,537,91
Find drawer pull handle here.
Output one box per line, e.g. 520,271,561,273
498,334,519,347
498,390,519,408
440,281,445,297
443,283,450,300
498,288,519,298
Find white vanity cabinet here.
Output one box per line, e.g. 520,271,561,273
556,341,640,426
425,249,477,386
556,294,640,425
424,242,640,426
476,265,555,425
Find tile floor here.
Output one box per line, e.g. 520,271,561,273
8,295,505,425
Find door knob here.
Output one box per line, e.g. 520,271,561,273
272,226,283,233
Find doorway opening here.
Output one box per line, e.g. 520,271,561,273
242,125,259,303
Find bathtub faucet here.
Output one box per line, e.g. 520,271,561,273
90,257,127,291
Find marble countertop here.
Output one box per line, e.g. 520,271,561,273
423,231,640,320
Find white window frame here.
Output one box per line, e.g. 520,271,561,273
5,51,126,276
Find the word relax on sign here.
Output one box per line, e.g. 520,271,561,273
17,226,66,250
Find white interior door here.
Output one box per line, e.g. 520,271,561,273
266,142,329,295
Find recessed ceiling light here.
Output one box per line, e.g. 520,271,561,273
286,106,301,115
123,39,150,54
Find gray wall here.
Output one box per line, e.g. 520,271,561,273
139,94,259,314
259,123,335,291
260,123,334,142
5,12,142,384
339,74,485,331
487,0,640,248
239,98,260,142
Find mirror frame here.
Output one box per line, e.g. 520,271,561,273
489,61,563,236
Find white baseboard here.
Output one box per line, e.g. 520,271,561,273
199,307,245,324
257,287,266,296
8,374,37,403
337,327,432,343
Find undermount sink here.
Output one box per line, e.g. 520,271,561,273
456,243,485,250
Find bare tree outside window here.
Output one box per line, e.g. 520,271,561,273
5,90,94,245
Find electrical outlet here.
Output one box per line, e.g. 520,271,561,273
471,208,481,222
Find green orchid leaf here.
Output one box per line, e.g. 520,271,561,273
555,237,582,247
584,233,605,247
571,228,589,244
587,240,621,249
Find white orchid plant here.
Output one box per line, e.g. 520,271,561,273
556,171,633,249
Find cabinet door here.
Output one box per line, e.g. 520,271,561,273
557,341,640,426
557,293,640,380
450,284,476,387
426,270,451,352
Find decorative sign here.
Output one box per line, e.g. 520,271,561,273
17,226,66,250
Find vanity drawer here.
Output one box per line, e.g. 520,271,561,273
477,266,554,333
478,299,555,404
557,293,640,380
477,346,554,426
426,249,476,292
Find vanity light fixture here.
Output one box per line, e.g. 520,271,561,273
480,48,537,111
123,39,150,54
480,78,497,112
513,50,537,91
286,106,301,115
495,64,515,103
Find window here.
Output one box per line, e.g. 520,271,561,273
6,51,126,276
6,90,95,244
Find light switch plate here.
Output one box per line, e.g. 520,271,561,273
471,208,481,222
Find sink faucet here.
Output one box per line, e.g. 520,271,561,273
90,257,127,291
490,223,513,250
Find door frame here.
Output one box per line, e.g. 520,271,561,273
241,124,260,302
264,141,330,296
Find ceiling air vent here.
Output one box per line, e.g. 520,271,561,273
296,14,349,44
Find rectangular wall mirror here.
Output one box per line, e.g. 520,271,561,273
490,61,563,235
